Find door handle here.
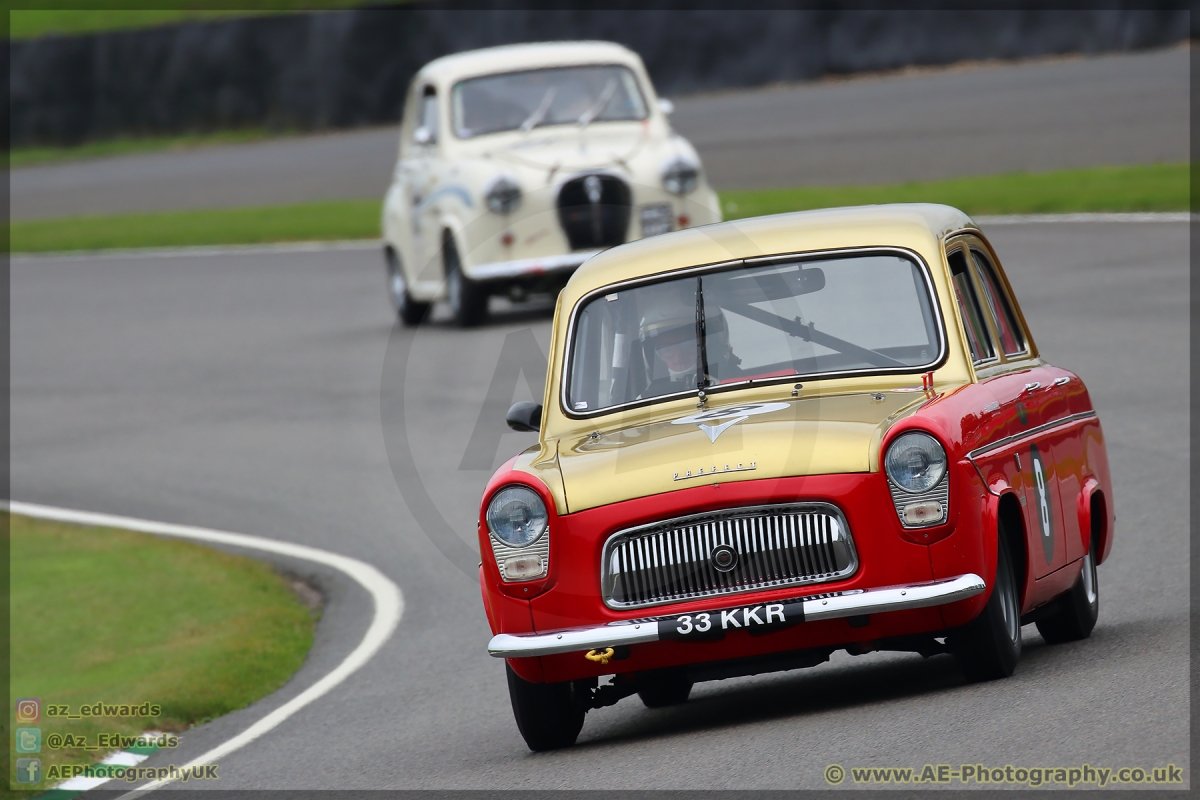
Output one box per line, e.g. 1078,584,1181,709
1052,376,1070,386
1023,381,1041,393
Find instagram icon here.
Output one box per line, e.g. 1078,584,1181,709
15,698,40,723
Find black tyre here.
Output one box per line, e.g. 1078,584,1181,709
505,664,584,752
1036,546,1099,644
385,250,429,327
636,670,694,708
952,525,1022,682
444,234,488,327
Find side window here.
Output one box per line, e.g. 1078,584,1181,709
947,248,995,364
416,87,438,144
970,248,1027,356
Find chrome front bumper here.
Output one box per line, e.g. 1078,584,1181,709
468,250,603,282
487,573,985,658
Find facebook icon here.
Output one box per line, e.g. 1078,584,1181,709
16,758,41,783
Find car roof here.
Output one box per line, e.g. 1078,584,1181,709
416,41,645,87
561,203,978,307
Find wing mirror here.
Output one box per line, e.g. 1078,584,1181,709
506,401,542,432
656,97,675,115
413,126,434,146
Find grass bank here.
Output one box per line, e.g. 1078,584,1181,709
719,162,1189,219
11,514,316,792
10,4,399,41
11,200,381,253
9,163,1187,254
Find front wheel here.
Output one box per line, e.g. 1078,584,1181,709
444,234,488,327
386,250,429,327
1036,547,1099,643
506,664,584,752
952,527,1022,682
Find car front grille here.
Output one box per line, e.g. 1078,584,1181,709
601,502,858,610
556,174,631,250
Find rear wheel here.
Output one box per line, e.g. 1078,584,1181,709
952,525,1022,682
385,250,429,327
444,234,487,327
1036,547,1099,643
637,670,693,708
505,664,584,752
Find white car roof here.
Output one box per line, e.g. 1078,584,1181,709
416,41,646,88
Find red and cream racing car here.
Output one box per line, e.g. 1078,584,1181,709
478,204,1114,750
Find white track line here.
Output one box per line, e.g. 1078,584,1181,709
975,212,1192,224
8,500,404,796
10,213,1191,263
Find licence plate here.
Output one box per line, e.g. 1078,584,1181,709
657,599,806,640
640,203,673,237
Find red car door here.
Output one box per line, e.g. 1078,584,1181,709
946,240,1064,588
966,244,1073,580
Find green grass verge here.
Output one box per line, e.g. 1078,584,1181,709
720,162,1189,219
10,4,402,41
11,200,381,253
9,163,1187,254
11,514,316,791
10,129,297,169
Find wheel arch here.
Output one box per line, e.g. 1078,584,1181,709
996,490,1029,609
1078,477,1112,565
439,218,472,275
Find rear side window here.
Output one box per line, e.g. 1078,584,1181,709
948,249,995,364
970,249,1026,356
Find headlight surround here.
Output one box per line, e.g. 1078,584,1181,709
486,485,548,547
661,158,699,195
484,175,522,214
885,431,948,494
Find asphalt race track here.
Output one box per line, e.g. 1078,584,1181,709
9,46,1189,221
10,219,1188,790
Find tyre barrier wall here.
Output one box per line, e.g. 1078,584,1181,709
8,4,1193,147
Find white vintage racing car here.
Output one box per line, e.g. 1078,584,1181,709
381,41,722,326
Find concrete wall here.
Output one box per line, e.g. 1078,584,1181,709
8,5,1193,146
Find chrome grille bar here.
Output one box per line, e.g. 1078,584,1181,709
602,502,858,610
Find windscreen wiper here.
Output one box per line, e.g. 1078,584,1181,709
519,87,557,133
577,80,617,128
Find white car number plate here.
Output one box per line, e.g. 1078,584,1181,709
640,203,673,238
657,599,805,640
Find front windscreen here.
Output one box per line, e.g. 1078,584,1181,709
566,253,941,414
452,65,648,139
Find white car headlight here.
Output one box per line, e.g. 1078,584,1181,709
486,485,548,547
661,158,699,195
484,175,522,214
885,432,947,494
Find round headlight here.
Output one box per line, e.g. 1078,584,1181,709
661,158,699,195
885,431,947,494
486,485,548,547
485,175,522,214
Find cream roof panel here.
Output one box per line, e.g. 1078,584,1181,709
417,41,646,87
560,203,977,308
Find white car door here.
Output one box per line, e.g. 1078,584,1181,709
408,87,443,286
